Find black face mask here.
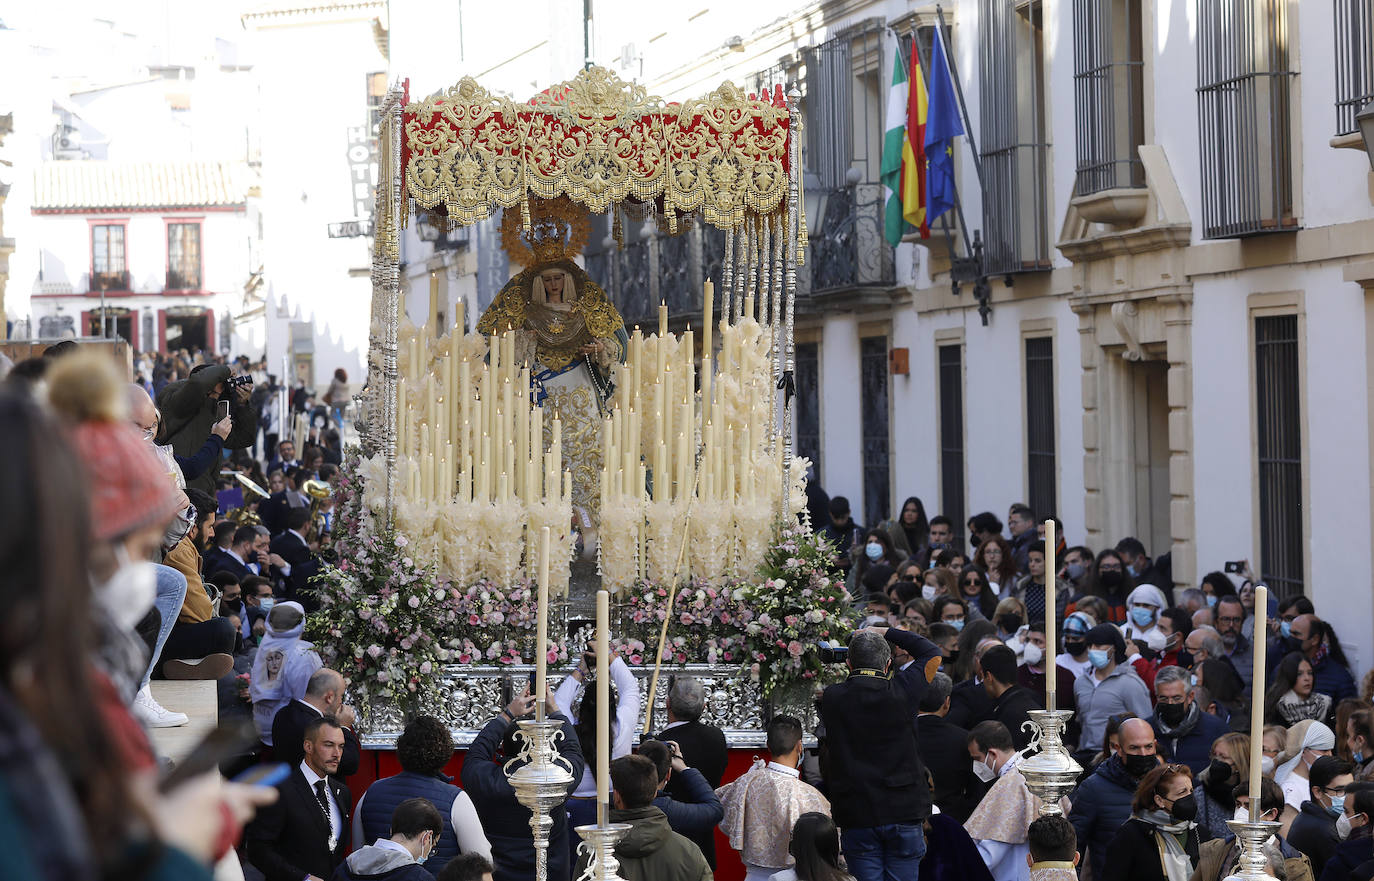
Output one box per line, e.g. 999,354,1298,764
1124,753,1159,779
1168,793,1198,822
945,649,961,665
1099,570,1124,588
1157,702,1189,727
1063,638,1087,656
997,615,1022,634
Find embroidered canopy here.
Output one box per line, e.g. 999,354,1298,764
400,66,793,231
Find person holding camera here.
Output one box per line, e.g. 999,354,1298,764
156,363,259,493
818,626,943,881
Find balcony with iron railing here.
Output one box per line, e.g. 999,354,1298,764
90,269,131,292
165,269,201,291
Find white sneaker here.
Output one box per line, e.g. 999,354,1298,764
133,684,189,728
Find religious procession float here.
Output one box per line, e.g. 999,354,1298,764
305,66,858,750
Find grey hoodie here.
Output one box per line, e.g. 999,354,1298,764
1073,661,1153,751
338,842,434,881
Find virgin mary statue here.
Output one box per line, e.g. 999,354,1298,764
476,198,629,523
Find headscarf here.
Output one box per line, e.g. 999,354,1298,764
1135,809,1197,881
1274,720,1335,783
249,601,311,707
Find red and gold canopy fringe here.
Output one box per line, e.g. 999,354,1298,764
401,66,792,232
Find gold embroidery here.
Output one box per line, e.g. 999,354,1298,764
544,384,603,520
475,263,625,372
402,67,791,232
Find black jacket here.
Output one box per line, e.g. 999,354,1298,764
204,548,252,582
991,684,1044,750
1320,831,1374,881
271,530,320,605
916,713,979,822
156,365,258,492
946,677,996,730
462,714,584,881
271,700,362,779
819,628,940,828
1289,800,1341,872
1104,816,1204,881
651,719,727,866
652,767,724,867
247,765,351,881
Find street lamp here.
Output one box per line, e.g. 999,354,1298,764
1359,100,1374,172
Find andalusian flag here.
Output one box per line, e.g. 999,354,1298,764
882,34,930,246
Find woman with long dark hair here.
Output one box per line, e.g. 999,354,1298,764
1265,652,1333,726
769,812,853,881
882,496,929,559
1085,549,1135,624
958,566,999,621
846,528,907,596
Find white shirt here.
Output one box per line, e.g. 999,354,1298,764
226,547,260,575
766,762,800,779
555,656,642,797
351,787,493,862
300,760,342,843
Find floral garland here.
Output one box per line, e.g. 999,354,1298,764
311,455,851,714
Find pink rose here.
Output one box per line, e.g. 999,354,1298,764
407,596,421,608
788,640,804,657
419,661,432,674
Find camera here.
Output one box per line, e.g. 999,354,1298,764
227,375,254,390
817,640,848,664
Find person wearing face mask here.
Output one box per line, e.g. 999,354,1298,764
1073,625,1153,761
1192,777,1314,881
1287,756,1354,872
1015,622,1077,713
1145,667,1230,775
948,636,1004,729
1114,538,1169,604
1103,765,1202,881
153,494,237,681
1057,611,1096,680
1277,721,1339,814
1121,584,1168,648
935,596,970,634
1068,717,1159,879
1086,550,1134,624
1190,733,1251,843
846,529,906,597
1346,709,1374,782
1056,546,1093,591
1321,782,1374,881
333,798,444,881
964,720,1068,881
1288,614,1359,704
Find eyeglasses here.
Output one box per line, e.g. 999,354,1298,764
1216,615,1244,625
1323,785,1349,795
1156,695,1187,705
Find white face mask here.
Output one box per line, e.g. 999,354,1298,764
972,754,996,783
1234,806,1272,823
921,585,938,602
1022,643,1044,666
1337,813,1354,841
1260,755,1276,775
97,545,158,629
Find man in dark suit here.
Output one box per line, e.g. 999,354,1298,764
819,627,941,881
981,644,1043,750
270,507,321,603
945,637,1001,729
272,668,361,779
204,525,257,581
916,671,980,822
266,439,301,479
247,715,351,881
648,676,728,867
462,689,584,881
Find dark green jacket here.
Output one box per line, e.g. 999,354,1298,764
581,806,711,881
156,365,258,492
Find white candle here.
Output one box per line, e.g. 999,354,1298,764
1250,585,1268,820
596,588,611,825
536,526,550,720
1045,519,1056,710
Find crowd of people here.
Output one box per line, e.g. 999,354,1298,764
3,340,1373,881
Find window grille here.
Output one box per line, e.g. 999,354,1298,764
1025,336,1057,517
1071,0,1146,194
1334,0,1374,136
938,344,966,547
167,223,201,290
860,336,891,528
92,224,125,274
1196,0,1298,238
1255,315,1304,597
980,0,1052,274
795,342,822,480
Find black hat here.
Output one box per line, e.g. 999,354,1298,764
1085,623,1127,663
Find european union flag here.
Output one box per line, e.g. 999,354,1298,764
924,32,965,225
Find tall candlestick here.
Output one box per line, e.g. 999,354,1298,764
702,281,714,357
551,416,562,484
456,297,465,335
658,301,668,338
1249,584,1268,821
1044,519,1056,711
595,589,611,826
536,526,550,721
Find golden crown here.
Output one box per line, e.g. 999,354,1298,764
499,196,591,268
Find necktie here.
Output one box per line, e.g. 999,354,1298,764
314,780,332,830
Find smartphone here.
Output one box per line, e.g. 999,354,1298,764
157,718,257,793
217,399,231,422
1224,561,1243,574
233,762,291,788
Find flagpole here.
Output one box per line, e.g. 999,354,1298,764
934,6,985,193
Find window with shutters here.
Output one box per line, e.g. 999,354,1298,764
1334,0,1374,136
91,224,128,291
1025,336,1056,517
167,223,202,290
1071,0,1145,195
795,342,822,479
1196,0,1298,238
1255,315,1304,597
938,344,966,547
860,336,891,528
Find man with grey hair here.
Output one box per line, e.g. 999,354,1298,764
1184,625,1229,667
648,676,728,867
1147,665,1230,774
819,626,942,881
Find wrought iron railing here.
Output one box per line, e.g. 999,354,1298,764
1071,0,1146,195
90,270,131,292
807,184,894,294
1335,0,1374,136
165,269,201,290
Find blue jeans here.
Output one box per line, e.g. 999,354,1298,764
142,565,188,688
841,823,926,881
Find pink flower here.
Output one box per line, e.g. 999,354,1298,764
468,614,481,625
546,648,560,664
367,645,383,658
679,613,692,625
395,535,409,547
407,595,420,608
787,640,804,657
458,653,473,664
419,661,432,674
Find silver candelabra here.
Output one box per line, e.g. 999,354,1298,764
504,718,576,881
1221,818,1282,881
575,822,633,881
1018,708,1082,816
